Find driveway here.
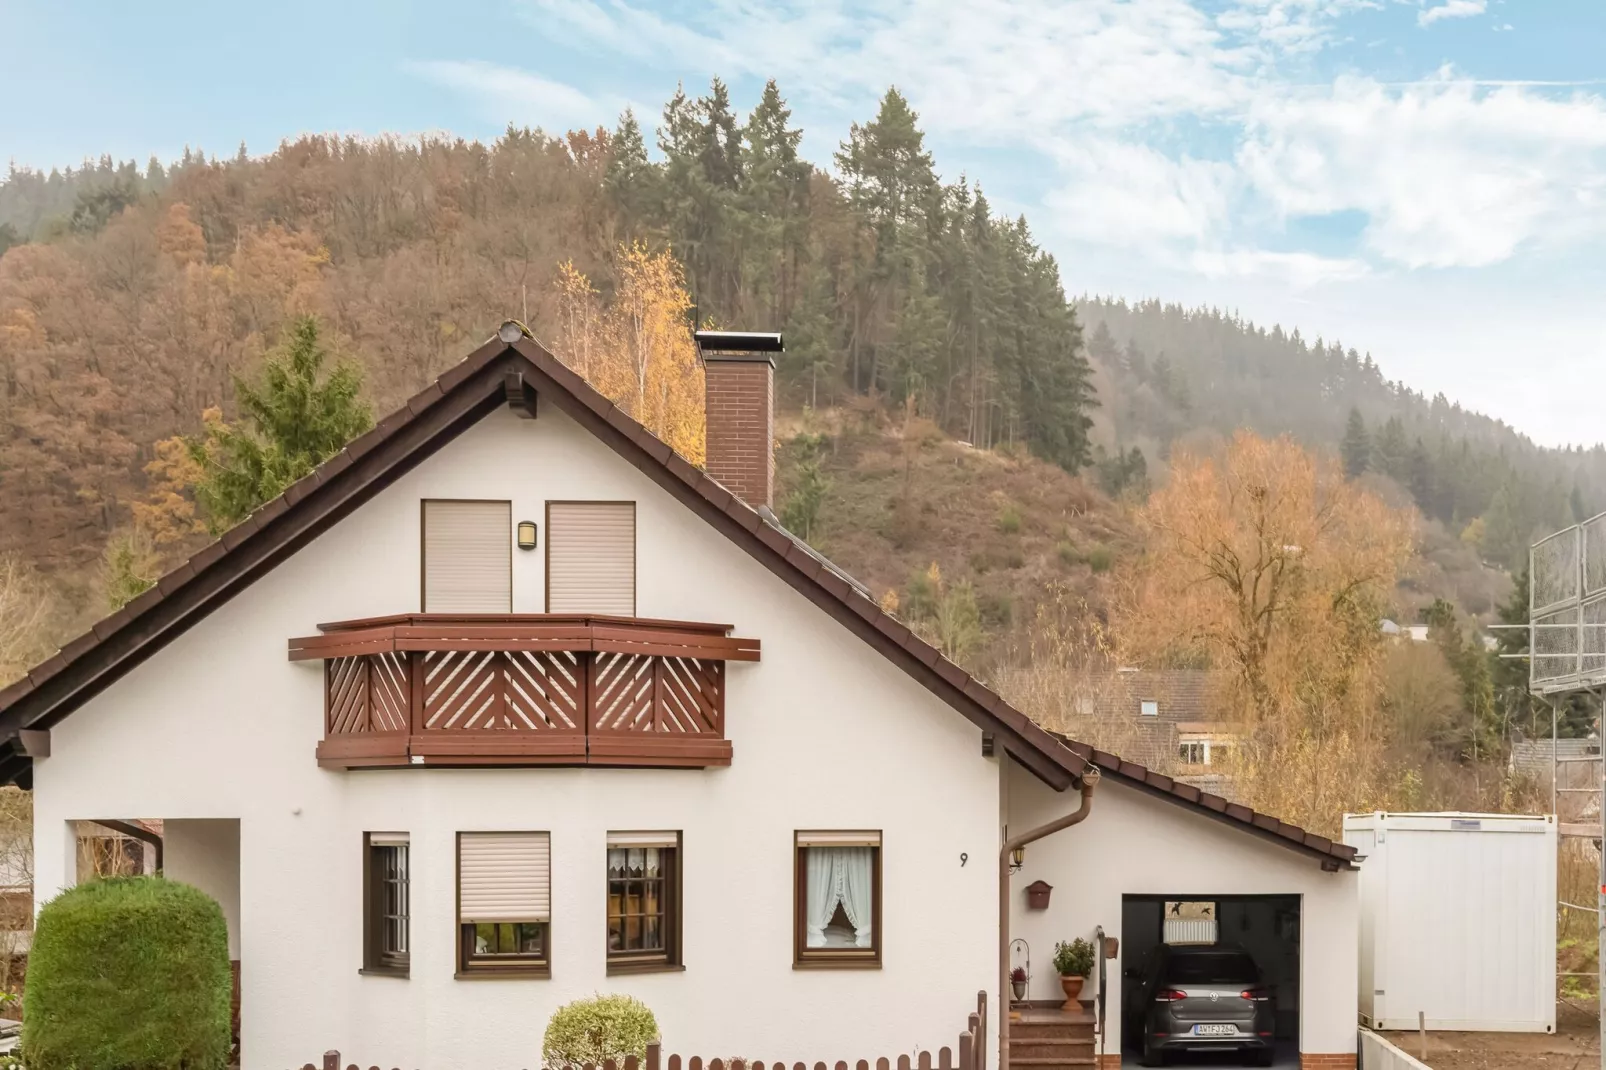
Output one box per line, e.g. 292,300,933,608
1121,1041,1298,1068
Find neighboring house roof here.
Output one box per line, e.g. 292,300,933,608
0,332,1356,868
1510,736,1601,777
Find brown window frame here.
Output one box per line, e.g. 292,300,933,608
792,831,883,969
606,833,683,975
457,920,551,978
362,834,410,977
419,498,514,613
544,500,637,615
455,831,551,979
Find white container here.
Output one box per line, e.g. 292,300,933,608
1342,811,1557,1033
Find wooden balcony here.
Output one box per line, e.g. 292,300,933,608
288,615,760,770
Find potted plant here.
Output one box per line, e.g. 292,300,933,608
1052,938,1094,1009
1010,965,1028,1001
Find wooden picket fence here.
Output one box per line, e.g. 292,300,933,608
298,991,988,1070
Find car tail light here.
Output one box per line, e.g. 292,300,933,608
1241,988,1272,1002
1155,989,1188,1002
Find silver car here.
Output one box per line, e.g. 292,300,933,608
1129,945,1274,1066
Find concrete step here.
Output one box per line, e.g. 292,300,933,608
1009,1039,1096,1061
1008,1022,1096,1041
1004,1058,1097,1068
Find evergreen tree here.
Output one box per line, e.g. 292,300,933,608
740,80,810,324
1341,407,1370,477
1374,416,1408,482
186,317,373,530
1424,598,1502,760
604,109,661,237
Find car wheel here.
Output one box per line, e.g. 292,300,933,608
1138,1039,1166,1067
1251,1048,1273,1067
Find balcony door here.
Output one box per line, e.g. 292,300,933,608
422,499,512,612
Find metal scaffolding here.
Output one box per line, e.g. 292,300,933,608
1528,514,1606,1065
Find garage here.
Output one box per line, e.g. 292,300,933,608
1005,758,1359,1069
1119,895,1300,1067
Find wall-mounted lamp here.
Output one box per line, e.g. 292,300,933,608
517,521,538,550
1010,845,1026,873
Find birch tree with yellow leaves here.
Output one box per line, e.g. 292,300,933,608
552,243,705,466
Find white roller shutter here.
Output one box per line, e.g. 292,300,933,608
607,831,679,849
547,502,635,615
458,832,550,923
423,500,511,612
796,830,881,848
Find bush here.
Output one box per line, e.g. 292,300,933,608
997,504,1022,534
24,876,231,1070
543,994,660,1068
1053,937,1095,978
1086,546,1114,573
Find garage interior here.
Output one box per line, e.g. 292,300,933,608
1119,894,1301,1068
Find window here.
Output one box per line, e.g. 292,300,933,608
458,832,550,976
1178,741,1206,765
422,499,512,612
1162,900,1219,945
607,832,681,972
364,833,410,975
546,502,635,614
794,831,881,967
1139,700,1159,717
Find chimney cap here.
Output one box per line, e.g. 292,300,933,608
695,330,783,354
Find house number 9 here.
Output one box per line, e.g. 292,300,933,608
960,852,968,866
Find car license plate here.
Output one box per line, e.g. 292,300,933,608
1194,1024,1237,1037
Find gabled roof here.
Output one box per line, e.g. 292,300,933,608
0,332,1355,867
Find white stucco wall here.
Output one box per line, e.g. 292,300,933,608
1004,760,1359,1057
164,819,242,959
32,405,1003,1070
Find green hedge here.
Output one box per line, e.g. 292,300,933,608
23,876,231,1070
543,994,659,1068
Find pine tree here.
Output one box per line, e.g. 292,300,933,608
1341,407,1370,478
740,80,810,324
186,317,373,530
1374,416,1408,482
604,109,661,237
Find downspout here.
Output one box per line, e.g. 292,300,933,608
999,765,1099,1070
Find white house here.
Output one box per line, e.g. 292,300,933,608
0,326,1359,1070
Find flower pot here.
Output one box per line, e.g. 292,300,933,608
1058,974,1084,1010
1011,979,1027,1001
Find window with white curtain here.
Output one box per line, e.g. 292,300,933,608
795,830,881,965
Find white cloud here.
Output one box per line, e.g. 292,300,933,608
1188,248,1371,286
406,60,632,130
1239,73,1606,267
431,0,1606,276
1419,0,1486,27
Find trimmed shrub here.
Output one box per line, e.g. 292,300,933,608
23,876,231,1070
543,994,660,1068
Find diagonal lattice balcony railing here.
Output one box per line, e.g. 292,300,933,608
288,615,760,769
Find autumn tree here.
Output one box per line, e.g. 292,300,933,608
550,244,705,465
1115,431,1415,831
187,316,372,530
0,555,51,687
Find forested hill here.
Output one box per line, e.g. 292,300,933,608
1079,298,1605,569
0,81,1093,581
0,75,1591,599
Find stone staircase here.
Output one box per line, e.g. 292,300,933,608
1008,1007,1099,1069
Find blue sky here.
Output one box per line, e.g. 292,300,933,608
3,0,1605,445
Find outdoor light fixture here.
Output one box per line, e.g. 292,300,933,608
517,521,538,550
1010,845,1026,871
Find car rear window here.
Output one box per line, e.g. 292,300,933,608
1163,952,1258,984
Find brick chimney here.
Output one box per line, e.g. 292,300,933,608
696,331,781,510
